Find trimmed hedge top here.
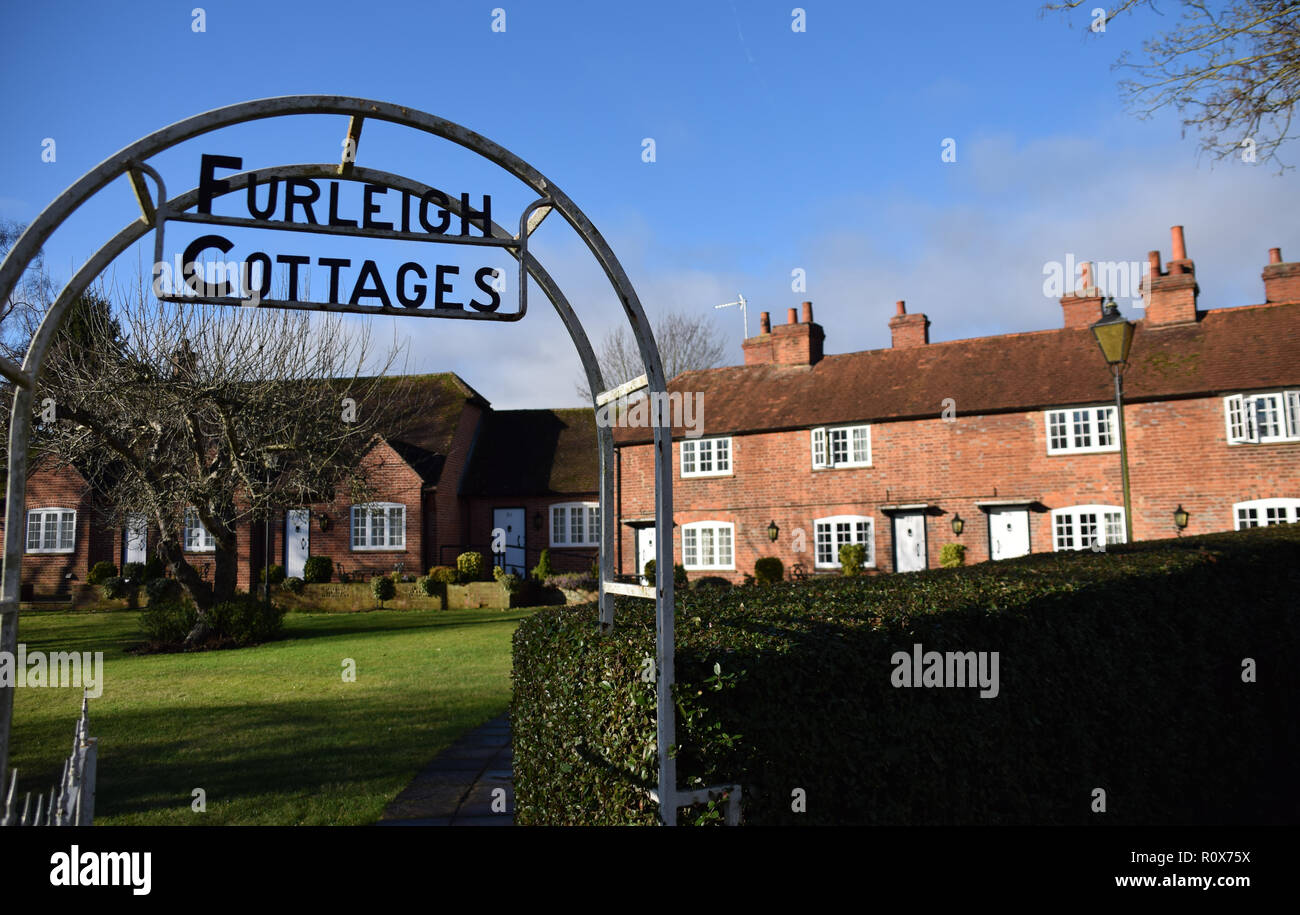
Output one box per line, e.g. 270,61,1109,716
512,525,1300,826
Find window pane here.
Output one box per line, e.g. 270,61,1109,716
718,527,732,566
851,427,868,463
682,441,696,475
830,429,848,464
371,508,386,547
1072,410,1091,449
571,506,584,544
1079,512,1098,549
552,507,565,545
1096,408,1113,447
389,507,404,546
26,513,41,550
715,438,730,471
701,527,715,565
1054,515,1073,550
1104,512,1124,545
1049,412,1068,450
1237,507,1258,529
699,440,713,473
588,506,600,544
684,528,698,566
815,523,831,565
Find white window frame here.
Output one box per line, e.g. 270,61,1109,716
680,436,732,478
1233,498,1300,529
813,515,875,569
183,507,216,553
350,502,406,551
1044,406,1119,455
811,424,871,469
681,521,735,570
1225,391,1300,444
25,508,76,554
550,501,600,548
1050,504,1126,552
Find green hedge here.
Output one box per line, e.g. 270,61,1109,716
512,525,1300,825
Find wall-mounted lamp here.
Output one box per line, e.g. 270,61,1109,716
1173,504,1189,531
951,513,964,536
317,513,331,532
767,520,779,542
533,510,543,531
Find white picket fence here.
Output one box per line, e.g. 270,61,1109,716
1,696,97,826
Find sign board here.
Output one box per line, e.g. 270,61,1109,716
149,154,546,321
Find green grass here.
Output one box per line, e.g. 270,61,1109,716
10,606,536,825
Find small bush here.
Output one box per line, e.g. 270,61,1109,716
416,575,440,597
206,594,286,646
282,576,305,594
428,566,459,584
121,562,147,583
457,551,486,583
142,557,166,582
88,561,118,586
692,576,732,591
839,543,866,576
545,573,596,591
532,549,555,581
145,576,180,603
754,557,785,585
372,575,397,607
302,556,333,584
258,564,286,585
939,543,967,568
643,560,687,588
99,576,131,600
140,600,197,644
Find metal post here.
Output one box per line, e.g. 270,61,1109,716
0,384,33,780
264,466,272,606
652,404,676,826
1114,367,1134,543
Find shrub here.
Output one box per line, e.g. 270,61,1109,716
753,557,784,585
692,576,732,591
839,543,866,576
512,525,1300,826
939,543,967,568
142,557,166,582
206,594,286,646
641,561,688,588
258,564,286,585
532,548,555,581
145,576,180,604
544,573,596,591
99,576,131,600
302,556,333,584
282,576,305,594
457,551,486,583
140,600,197,645
372,575,397,607
121,562,147,583
88,561,118,586
416,575,441,597
427,566,459,585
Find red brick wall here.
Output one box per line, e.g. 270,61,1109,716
431,403,484,568
465,493,600,575
6,461,114,597
614,394,1300,581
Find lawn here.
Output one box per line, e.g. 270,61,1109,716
9,606,537,825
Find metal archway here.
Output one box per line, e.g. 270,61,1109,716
0,97,724,825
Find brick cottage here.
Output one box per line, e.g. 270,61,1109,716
8,373,599,599
612,229,1300,581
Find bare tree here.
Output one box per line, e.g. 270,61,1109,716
575,308,729,401
28,278,412,637
1,219,55,361
1045,0,1300,170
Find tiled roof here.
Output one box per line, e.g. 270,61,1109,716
613,302,1300,443
463,407,598,496
359,373,490,484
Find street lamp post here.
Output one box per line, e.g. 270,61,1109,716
1090,300,1136,544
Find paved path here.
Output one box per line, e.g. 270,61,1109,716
377,714,514,826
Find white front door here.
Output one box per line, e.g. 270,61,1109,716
124,513,147,565
636,526,656,583
492,508,526,576
990,508,1031,560
285,509,310,579
893,513,927,572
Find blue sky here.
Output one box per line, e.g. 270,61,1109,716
3,1,1297,407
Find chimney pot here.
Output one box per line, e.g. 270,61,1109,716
1078,261,1093,294
1269,247,1282,264
1148,250,1162,275
759,311,770,334
786,307,797,325
895,300,906,315
801,301,813,323
1171,225,1187,261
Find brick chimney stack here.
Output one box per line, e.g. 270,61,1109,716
1060,259,1105,327
889,300,930,348
743,300,824,366
1262,246,1300,304
1142,225,1199,326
